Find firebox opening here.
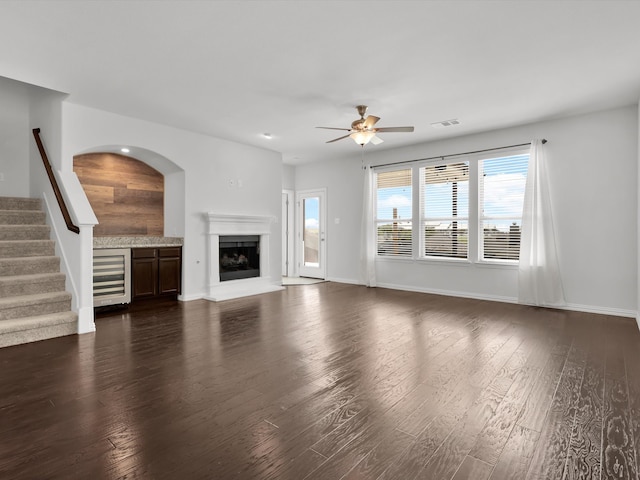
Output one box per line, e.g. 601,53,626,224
219,235,260,282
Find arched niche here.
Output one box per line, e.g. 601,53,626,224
73,146,185,238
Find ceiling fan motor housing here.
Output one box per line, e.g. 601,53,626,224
352,119,366,130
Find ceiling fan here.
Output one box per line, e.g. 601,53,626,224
317,105,414,146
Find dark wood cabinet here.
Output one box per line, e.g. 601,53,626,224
158,248,182,295
132,247,181,301
132,251,158,299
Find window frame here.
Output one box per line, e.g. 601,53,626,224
419,159,470,261
476,149,529,265
374,166,414,258
373,147,529,266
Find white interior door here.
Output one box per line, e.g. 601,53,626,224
297,188,326,279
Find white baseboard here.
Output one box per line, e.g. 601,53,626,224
375,282,637,319
376,282,517,305
562,303,636,319
637,315,640,332
178,293,205,302
326,276,360,285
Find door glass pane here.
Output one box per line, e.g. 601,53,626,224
303,197,320,267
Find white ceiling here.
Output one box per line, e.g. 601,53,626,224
1,1,639,165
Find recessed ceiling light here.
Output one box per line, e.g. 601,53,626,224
263,133,272,139
121,147,130,153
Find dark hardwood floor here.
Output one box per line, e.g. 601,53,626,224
1,282,639,479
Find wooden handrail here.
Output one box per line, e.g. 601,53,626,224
32,128,80,234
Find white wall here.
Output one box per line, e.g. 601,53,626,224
165,170,186,237
294,156,363,283
29,87,66,189
0,77,32,197
282,164,295,190
294,105,638,317
61,104,284,300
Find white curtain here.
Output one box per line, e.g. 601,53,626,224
360,165,377,287
518,139,565,306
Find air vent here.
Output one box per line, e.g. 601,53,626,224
431,119,461,128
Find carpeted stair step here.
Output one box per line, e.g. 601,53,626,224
0,273,66,297
0,311,77,348
0,210,46,225
0,197,42,211
0,225,51,241
0,256,60,276
0,239,55,258
0,196,77,348
0,291,71,320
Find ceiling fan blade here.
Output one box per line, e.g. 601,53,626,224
326,134,351,143
375,126,414,133
370,135,384,145
363,115,380,129
316,127,351,131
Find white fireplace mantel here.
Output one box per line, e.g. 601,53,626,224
206,213,274,235
204,213,284,301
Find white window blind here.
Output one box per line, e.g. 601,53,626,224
421,162,469,259
480,154,528,261
375,169,412,257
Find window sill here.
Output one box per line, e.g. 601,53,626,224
375,255,415,264
416,257,472,267
376,256,472,267
375,256,519,269
476,260,519,270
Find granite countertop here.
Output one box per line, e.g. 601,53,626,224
93,236,184,249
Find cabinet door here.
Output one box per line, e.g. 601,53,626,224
158,256,181,295
132,257,158,299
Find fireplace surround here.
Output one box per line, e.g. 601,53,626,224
205,213,284,301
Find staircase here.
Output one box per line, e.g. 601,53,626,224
0,197,77,348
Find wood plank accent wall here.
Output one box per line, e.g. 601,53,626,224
73,153,164,236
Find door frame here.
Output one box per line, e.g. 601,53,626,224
296,188,327,279
282,189,294,277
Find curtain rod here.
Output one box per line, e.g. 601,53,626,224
370,139,547,169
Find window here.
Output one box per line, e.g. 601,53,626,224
480,154,528,261
374,150,528,263
375,169,412,257
421,162,469,259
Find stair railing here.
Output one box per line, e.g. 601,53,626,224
32,128,80,234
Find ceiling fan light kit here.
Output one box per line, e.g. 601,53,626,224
317,105,414,147
350,130,376,146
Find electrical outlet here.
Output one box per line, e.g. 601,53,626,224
0,173,4,181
